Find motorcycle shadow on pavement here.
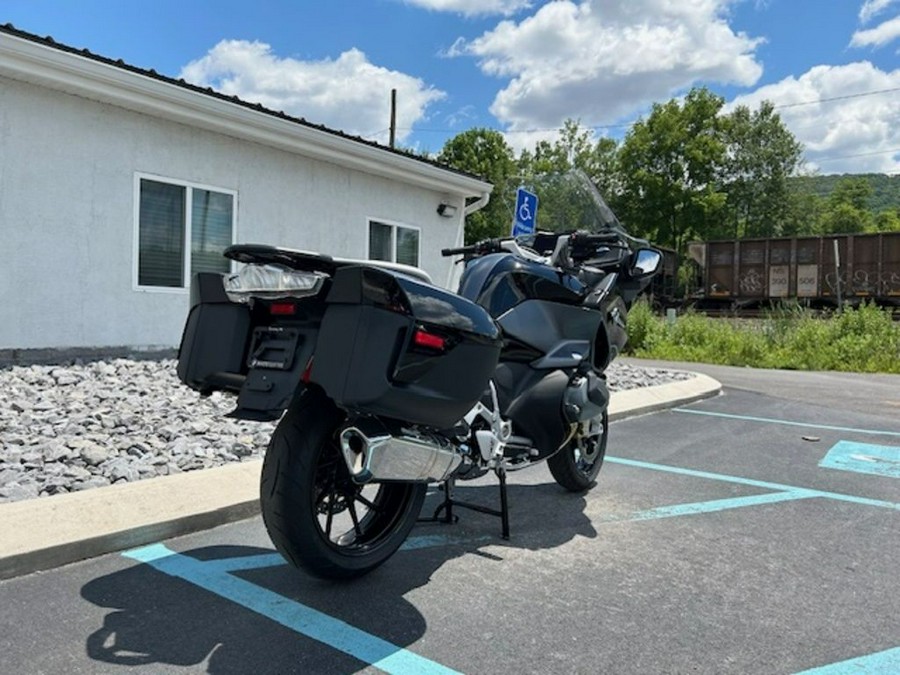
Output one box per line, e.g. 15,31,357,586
80,480,596,674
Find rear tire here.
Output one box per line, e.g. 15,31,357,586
547,410,608,492
260,390,426,580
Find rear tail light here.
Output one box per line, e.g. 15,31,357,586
224,264,326,303
269,302,296,316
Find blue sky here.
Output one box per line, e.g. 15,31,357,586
4,0,900,173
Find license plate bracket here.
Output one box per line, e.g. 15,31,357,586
247,327,301,370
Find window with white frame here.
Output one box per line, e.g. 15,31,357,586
368,220,420,267
136,176,236,289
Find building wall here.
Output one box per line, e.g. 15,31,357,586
0,76,465,350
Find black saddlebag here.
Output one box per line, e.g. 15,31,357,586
311,265,501,429
177,273,250,394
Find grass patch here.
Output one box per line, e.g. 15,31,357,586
625,300,900,373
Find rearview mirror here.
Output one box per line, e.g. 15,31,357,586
631,248,662,278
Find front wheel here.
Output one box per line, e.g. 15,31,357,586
547,410,608,492
260,390,427,580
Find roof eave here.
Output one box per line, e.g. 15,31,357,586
0,31,492,199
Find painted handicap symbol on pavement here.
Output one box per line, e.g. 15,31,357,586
819,441,900,479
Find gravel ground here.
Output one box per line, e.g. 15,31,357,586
0,359,692,503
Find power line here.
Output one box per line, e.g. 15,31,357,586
379,86,900,138
812,147,900,163
773,86,900,110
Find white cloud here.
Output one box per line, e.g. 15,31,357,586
851,15,900,47
859,0,899,23
401,0,531,16
503,127,573,154
451,0,763,136
728,62,900,174
179,40,445,144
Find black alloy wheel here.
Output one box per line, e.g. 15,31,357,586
547,410,608,492
260,389,426,580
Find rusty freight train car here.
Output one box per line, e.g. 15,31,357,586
686,232,900,308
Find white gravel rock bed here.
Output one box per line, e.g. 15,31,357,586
0,358,692,503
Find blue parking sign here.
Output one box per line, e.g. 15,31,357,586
512,187,538,237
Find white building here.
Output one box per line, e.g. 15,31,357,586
0,25,491,357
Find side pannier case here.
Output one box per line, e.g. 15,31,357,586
311,265,502,429
177,272,251,394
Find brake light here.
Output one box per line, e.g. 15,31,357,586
269,302,296,316
413,329,446,351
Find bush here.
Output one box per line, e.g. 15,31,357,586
625,298,660,352
624,300,900,373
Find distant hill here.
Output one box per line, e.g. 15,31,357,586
789,173,900,212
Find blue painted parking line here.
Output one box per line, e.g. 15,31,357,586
794,645,900,674
820,441,900,479
606,457,900,511
598,490,817,524
201,552,285,573
401,533,492,550
673,408,900,438
123,543,460,675
196,534,495,574
604,456,899,674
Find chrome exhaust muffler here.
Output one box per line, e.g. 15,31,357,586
339,420,461,483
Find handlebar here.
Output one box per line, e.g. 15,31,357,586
442,231,629,267
441,238,505,257
440,245,474,257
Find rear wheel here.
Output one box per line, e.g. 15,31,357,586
260,390,426,579
547,410,608,492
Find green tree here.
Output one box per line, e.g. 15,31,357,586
517,119,622,204
821,202,870,234
617,88,727,252
720,102,803,239
782,189,825,236
438,128,516,243
829,176,873,212
820,177,875,233
872,209,900,232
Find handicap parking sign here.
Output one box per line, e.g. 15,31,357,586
512,187,538,237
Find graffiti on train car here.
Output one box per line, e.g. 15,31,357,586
670,231,900,309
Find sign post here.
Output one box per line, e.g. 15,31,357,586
512,187,538,237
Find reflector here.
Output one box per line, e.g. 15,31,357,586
413,329,445,351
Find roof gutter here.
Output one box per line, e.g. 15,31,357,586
464,191,491,217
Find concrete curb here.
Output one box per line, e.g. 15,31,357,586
608,372,721,421
0,373,721,580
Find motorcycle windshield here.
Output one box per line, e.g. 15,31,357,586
510,170,625,237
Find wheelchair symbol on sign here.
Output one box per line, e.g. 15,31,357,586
512,187,538,237
519,200,532,223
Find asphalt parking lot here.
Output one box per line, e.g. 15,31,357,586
1,370,897,674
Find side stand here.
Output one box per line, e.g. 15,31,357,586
419,467,510,539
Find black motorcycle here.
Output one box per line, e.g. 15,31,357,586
176,171,661,579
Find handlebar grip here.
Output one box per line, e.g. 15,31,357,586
442,238,506,257
441,246,472,257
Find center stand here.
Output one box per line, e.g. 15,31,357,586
418,466,510,539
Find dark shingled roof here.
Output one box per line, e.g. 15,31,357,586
0,22,485,184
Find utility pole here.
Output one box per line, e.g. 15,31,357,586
389,88,397,149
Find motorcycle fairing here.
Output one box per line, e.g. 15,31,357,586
457,252,586,316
